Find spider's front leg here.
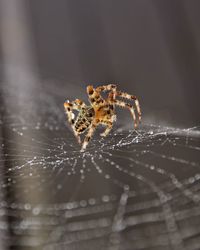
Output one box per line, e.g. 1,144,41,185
95,84,117,93
87,84,117,107
64,99,86,144
96,84,117,102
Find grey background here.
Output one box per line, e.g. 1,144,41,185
1,0,200,125
0,1,200,250
28,0,200,125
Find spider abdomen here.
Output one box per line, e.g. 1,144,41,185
75,119,91,134
75,106,94,134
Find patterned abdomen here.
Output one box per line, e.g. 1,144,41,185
75,107,94,134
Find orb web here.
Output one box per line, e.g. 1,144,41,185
0,82,200,250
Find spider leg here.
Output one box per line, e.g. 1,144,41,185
116,91,141,123
87,85,105,107
109,100,138,128
95,84,117,93
64,99,86,144
100,121,113,137
96,84,117,103
81,121,98,151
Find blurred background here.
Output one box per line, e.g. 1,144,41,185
0,1,200,250
1,0,200,125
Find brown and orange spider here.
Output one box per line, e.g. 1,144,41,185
64,84,141,151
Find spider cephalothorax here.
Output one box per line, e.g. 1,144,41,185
64,84,141,151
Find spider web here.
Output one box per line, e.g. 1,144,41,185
0,82,200,250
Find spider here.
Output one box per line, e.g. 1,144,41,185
64,84,141,151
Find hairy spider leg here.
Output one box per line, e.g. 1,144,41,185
100,120,113,137
96,83,117,104
81,121,97,151
64,99,87,144
109,99,138,128
87,85,105,107
116,91,141,124
95,84,117,93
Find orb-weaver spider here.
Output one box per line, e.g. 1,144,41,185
64,84,141,151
